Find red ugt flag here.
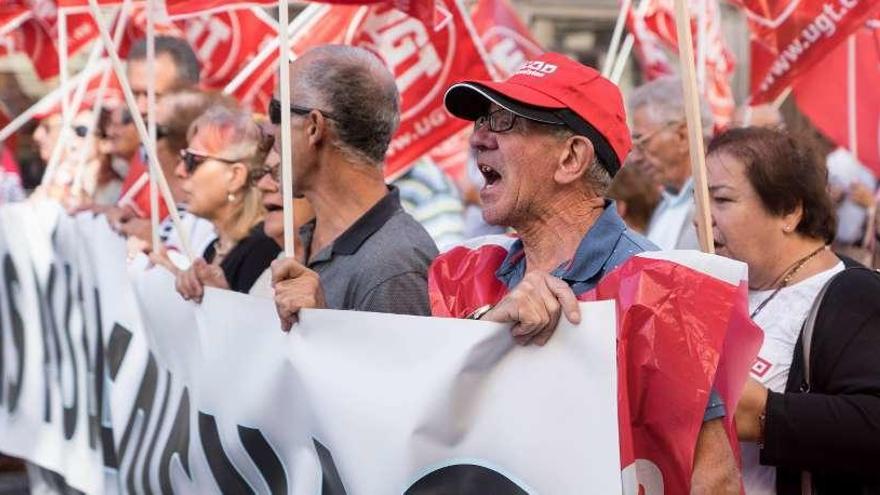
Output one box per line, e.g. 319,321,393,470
794,19,880,176
625,0,736,129
164,0,435,26
729,0,880,104
288,0,494,179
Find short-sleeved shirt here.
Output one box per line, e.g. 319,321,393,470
299,187,438,315
491,202,725,421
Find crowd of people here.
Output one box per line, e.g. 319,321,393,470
1,33,878,494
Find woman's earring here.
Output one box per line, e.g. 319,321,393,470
227,192,236,203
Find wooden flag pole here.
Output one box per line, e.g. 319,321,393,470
87,0,194,261
278,0,295,258
603,0,633,78
71,0,133,199
147,0,161,252
223,3,323,96
672,0,714,253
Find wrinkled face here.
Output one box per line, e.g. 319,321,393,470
470,104,563,227
630,106,687,190
175,131,238,220
707,152,786,275
257,148,284,242
127,55,180,116
33,115,62,162
106,106,139,159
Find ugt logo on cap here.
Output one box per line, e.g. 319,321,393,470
515,60,558,78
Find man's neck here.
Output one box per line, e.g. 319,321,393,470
516,192,606,274
304,159,388,257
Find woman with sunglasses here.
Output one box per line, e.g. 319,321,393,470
172,105,280,301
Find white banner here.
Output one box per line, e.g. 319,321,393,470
0,201,621,494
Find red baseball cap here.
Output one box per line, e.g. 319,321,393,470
444,52,631,176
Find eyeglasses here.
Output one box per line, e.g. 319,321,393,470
253,162,282,183
179,149,239,175
631,121,681,151
474,108,519,134
268,98,337,126
120,109,134,125
73,125,90,138
155,125,170,141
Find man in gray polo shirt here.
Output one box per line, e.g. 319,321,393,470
269,45,437,330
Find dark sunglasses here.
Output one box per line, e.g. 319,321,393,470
179,149,239,175
155,124,171,141
73,125,90,138
267,98,337,126
120,109,134,125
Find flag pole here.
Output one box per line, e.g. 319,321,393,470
71,0,133,200
602,0,633,78
673,0,714,253
86,0,194,261
147,0,161,252
41,40,105,189
278,0,295,258
223,3,323,96
58,8,70,121
847,35,858,162
610,34,634,83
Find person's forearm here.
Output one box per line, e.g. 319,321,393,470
761,391,880,473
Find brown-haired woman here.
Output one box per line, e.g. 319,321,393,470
705,127,880,494
172,105,280,300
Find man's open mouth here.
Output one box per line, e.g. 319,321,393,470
479,164,502,187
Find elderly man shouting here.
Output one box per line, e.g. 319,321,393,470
429,53,741,493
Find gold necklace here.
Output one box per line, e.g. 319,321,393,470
750,246,826,319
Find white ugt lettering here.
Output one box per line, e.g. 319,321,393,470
186,16,232,61
621,459,664,495
366,11,442,93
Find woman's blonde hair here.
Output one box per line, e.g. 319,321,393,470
188,105,272,241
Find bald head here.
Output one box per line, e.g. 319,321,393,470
290,45,400,165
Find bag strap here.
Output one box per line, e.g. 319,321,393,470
801,265,880,387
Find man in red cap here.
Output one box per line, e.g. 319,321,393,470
430,52,740,493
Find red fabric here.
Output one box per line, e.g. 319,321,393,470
287,0,494,179
118,152,170,221
114,4,185,59
625,0,736,129
727,0,880,104
471,0,544,77
21,1,99,55
0,146,21,177
164,0,435,27
449,52,632,167
0,6,59,80
794,19,880,176
429,241,762,493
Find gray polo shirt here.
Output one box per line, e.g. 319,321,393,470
300,187,438,315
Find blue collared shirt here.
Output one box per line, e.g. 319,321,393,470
496,201,656,296
494,201,725,421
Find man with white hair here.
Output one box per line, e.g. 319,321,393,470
628,76,714,250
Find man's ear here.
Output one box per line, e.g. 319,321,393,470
306,110,326,147
553,135,594,185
